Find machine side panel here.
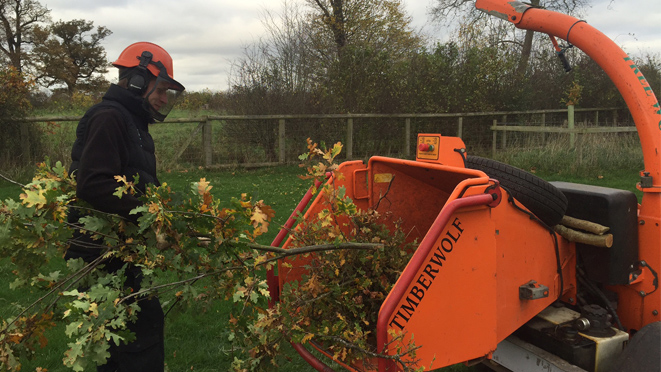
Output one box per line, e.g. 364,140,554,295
384,205,498,368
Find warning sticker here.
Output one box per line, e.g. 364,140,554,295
374,173,394,183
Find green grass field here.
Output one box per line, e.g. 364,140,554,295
0,161,644,372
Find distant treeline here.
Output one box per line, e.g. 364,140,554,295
182,43,659,116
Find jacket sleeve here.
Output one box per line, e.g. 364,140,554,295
75,108,143,221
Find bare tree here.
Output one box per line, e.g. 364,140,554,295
430,0,589,75
230,1,316,108
230,0,423,108
0,0,50,72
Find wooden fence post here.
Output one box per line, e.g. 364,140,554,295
279,119,286,164
492,119,498,158
405,117,411,158
568,105,575,147
501,115,507,150
541,112,546,144
20,122,31,163
594,110,599,126
457,117,463,138
347,118,353,160
202,116,212,167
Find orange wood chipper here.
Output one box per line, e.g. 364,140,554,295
266,1,661,371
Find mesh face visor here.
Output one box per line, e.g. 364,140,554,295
143,60,185,121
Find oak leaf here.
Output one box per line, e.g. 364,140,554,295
250,207,269,234
197,178,212,195
20,187,47,208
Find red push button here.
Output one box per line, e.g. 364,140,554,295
418,143,434,152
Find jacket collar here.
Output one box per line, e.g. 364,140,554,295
103,84,154,127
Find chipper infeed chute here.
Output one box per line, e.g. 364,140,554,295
272,135,576,371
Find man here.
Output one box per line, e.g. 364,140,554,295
66,42,185,372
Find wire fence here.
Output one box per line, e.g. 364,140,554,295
17,107,635,172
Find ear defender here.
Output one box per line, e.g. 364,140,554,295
127,51,154,94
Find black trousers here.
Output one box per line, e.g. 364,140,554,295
65,240,165,372
97,296,165,372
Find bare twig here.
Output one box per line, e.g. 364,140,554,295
240,241,382,257
1,252,108,335
308,335,421,371
372,174,395,211
118,242,382,304
68,205,132,222
167,210,229,224
0,172,26,188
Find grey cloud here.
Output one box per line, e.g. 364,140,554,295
45,0,660,91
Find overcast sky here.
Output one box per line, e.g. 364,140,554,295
43,0,661,92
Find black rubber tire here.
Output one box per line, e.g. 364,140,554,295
610,321,661,372
465,155,568,226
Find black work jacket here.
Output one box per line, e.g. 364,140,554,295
70,84,159,217
67,84,159,260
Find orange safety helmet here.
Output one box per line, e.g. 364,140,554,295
112,41,185,121
113,42,177,81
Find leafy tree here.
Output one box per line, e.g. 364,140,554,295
0,0,50,72
31,19,111,93
305,0,423,108
306,0,421,58
0,66,36,168
309,0,347,52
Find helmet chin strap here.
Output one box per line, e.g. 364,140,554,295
143,95,166,121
